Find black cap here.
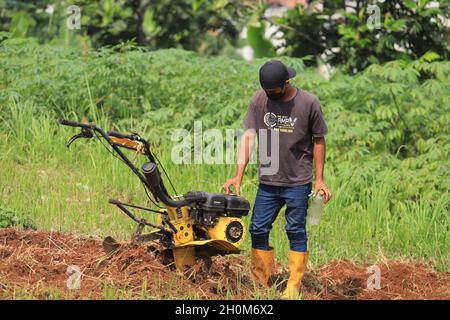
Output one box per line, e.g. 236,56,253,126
259,60,296,89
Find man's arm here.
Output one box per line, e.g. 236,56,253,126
223,129,256,196
313,136,332,203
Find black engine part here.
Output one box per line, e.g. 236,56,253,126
225,220,244,243
184,191,250,217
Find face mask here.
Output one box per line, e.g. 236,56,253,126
265,85,286,101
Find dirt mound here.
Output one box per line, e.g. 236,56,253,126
0,228,253,299
302,260,449,300
0,228,448,300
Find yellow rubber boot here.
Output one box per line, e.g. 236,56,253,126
250,248,274,287
281,251,309,299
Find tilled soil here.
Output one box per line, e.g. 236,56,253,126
0,228,448,300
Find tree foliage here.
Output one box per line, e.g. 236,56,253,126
275,0,450,73
0,0,250,54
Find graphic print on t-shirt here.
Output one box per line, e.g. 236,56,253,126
263,112,297,133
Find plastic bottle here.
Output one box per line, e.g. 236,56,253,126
308,189,325,226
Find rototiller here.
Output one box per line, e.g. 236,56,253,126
60,119,250,272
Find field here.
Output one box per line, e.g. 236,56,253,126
1,228,449,300
0,38,449,299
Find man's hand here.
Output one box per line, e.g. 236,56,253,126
223,130,253,196
223,176,242,196
314,180,332,204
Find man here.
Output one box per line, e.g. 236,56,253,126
223,60,332,299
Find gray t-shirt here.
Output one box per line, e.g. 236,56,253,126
243,88,328,186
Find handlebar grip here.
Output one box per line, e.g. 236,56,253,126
60,118,90,128
108,130,137,140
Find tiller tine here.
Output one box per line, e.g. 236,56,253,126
172,246,197,273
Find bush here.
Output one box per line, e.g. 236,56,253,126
275,0,450,73
0,206,36,229
1,38,448,160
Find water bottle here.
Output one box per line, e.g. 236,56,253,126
308,189,325,226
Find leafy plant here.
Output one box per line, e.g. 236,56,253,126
0,0,251,55
273,0,450,73
0,206,36,229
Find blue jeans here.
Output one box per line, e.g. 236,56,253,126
250,183,312,252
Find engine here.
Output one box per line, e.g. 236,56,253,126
184,191,250,245
141,161,250,248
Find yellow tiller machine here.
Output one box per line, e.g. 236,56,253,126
60,119,250,272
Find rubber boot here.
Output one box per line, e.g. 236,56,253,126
281,251,309,299
250,248,274,287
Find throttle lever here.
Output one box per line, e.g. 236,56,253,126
66,128,93,149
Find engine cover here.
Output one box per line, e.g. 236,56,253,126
206,217,246,247
184,191,250,217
